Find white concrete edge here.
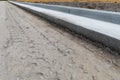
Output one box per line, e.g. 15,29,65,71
9,1,120,40
22,2,120,15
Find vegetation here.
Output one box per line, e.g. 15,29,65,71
17,0,120,3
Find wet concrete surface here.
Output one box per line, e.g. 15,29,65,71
46,2,120,12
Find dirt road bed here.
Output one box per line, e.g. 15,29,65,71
0,1,119,80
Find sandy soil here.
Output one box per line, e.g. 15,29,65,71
0,1,119,80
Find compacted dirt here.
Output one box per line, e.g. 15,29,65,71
0,1,120,80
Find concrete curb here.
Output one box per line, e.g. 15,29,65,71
9,1,120,54
22,2,120,25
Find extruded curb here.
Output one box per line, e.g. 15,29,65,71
22,2,120,25
9,1,120,54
